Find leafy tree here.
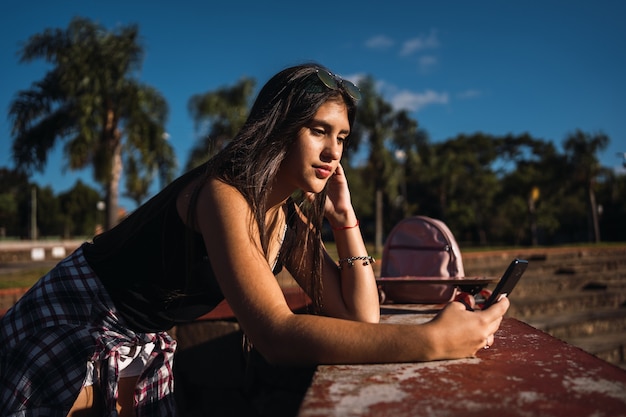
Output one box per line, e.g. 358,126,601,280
35,185,63,237
8,17,175,230
350,76,412,253
0,168,30,237
58,180,102,238
342,163,376,240
563,129,609,242
0,194,16,238
124,127,176,206
123,157,152,207
396,128,430,219
186,78,255,170
386,111,424,224
497,134,563,245
425,134,499,244
178,72,624,248
596,170,626,242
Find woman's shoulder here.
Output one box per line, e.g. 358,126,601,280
181,176,247,209
200,178,251,217
177,176,251,227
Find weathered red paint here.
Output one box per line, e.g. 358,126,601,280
298,308,626,417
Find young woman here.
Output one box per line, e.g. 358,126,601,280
0,63,509,416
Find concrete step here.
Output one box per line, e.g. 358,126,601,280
464,248,626,277
468,258,626,278
525,307,626,340
508,289,626,318
512,276,626,299
464,247,626,369
563,330,626,369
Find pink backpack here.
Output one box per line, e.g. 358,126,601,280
378,216,465,303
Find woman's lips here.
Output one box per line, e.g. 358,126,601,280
315,165,333,179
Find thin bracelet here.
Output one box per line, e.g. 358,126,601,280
332,219,359,231
337,255,375,270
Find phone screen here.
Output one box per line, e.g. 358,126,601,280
482,258,528,309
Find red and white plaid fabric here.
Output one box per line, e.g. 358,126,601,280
0,246,178,416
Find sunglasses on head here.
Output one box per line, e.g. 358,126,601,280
315,69,362,101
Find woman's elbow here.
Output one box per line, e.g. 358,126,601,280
251,336,315,366
340,303,381,323
358,310,380,324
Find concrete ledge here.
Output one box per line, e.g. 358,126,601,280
297,315,626,417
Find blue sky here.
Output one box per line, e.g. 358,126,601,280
2,0,625,210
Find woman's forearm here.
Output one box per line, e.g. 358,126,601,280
326,220,380,323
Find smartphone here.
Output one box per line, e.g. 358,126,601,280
482,258,528,309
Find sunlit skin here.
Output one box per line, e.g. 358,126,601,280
68,377,134,416
270,98,350,205
69,97,509,414
191,96,507,365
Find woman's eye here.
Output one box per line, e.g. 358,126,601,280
311,128,325,136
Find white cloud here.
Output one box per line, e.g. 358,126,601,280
341,72,367,86
457,89,482,100
365,35,395,50
391,89,449,112
400,29,440,56
418,55,438,72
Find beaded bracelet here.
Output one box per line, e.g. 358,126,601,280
337,255,375,270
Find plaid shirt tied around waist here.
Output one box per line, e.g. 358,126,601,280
0,246,178,416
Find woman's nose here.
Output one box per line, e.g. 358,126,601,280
323,139,342,161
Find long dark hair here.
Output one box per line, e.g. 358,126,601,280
191,63,359,310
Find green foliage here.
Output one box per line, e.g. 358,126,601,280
4,26,625,245
178,72,625,247
0,168,31,237
186,78,255,170
0,194,17,237
36,186,63,237
0,167,102,238
8,17,175,230
58,180,102,237
343,163,374,219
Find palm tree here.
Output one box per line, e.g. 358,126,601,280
186,78,254,170
8,17,175,230
351,76,416,254
563,129,609,242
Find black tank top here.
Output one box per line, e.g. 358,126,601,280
83,166,287,332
